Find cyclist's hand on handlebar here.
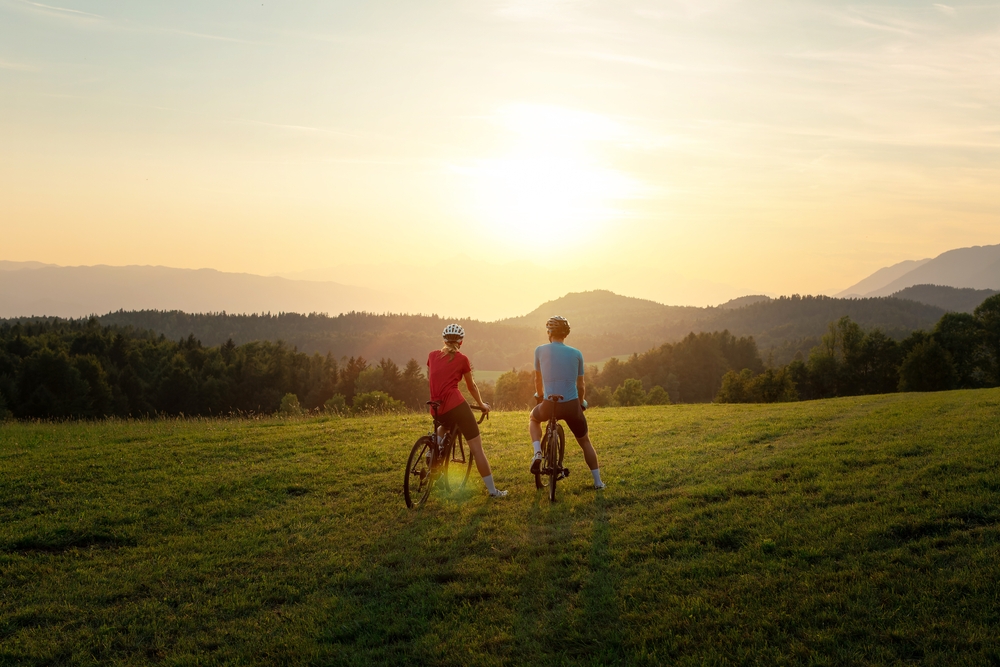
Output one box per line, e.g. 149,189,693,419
533,393,543,405
478,402,491,414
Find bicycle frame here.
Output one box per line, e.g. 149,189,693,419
535,394,568,502
404,401,487,508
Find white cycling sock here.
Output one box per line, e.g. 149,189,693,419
532,441,542,456
591,468,603,485
482,474,497,494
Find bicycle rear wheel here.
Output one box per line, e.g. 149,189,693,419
547,428,559,502
535,432,546,490
404,436,434,508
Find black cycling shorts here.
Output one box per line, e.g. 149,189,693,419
437,401,480,440
530,399,588,439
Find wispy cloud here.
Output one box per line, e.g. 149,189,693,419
552,49,746,75
0,58,36,70
12,1,258,44
159,28,261,45
934,4,957,16
235,118,365,139
23,0,102,19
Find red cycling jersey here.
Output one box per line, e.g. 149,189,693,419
427,350,471,415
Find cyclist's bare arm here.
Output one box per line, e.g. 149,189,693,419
577,375,586,404
463,372,490,412
534,370,544,399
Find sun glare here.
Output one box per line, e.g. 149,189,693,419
466,104,639,244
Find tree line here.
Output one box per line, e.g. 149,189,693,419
487,294,1000,409
0,319,429,420
718,294,1000,403
3,294,997,420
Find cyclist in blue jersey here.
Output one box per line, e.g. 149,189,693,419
529,316,605,489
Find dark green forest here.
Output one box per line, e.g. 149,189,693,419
560,294,1000,407
0,319,428,420
1,293,994,420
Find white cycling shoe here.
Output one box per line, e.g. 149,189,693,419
594,481,607,490
529,451,543,474
488,489,509,498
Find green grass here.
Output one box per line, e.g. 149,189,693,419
2,391,1000,665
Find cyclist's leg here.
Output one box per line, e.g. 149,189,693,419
529,401,551,451
466,435,492,478
575,433,599,471
561,401,601,474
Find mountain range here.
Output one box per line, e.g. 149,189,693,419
3,243,999,369
837,243,1000,297
0,264,402,320
34,290,941,371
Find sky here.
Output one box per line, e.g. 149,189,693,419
2,0,999,318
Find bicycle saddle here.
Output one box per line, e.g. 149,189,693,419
547,394,564,403
426,401,442,408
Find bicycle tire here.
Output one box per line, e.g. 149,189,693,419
556,424,566,469
547,427,559,502
404,436,434,509
535,430,546,490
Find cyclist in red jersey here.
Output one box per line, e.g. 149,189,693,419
427,324,508,498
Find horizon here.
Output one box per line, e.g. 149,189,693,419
3,2,1000,314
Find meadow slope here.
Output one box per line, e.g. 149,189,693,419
2,391,999,665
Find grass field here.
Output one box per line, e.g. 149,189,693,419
2,391,1000,665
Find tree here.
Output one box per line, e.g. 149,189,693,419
16,348,92,418
716,369,753,403
898,339,958,392
398,358,429,410
645,385,671,405
494,369,535,409
973,294,1000,384
673,332,736,402
716,368,797,403
613,378,646,407
338,356,368,403
324,394,348,415
352,391,405,414
587,385,613,407
935,312,988,387
279,392,303,416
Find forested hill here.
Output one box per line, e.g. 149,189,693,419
73,292,949,370
891,284,1000,313
696,295,946,349
497,290,703,334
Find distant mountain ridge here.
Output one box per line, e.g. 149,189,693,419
836,258,931,297
0,264,401,319
891,284,999,313
497,290,703,334
837,244,1000,298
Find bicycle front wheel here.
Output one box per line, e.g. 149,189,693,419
404,436,434,509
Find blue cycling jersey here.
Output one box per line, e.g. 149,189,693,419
534,341,585,401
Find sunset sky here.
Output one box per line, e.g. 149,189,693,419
2,0,999,317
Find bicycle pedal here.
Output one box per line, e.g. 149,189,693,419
557,469,570,480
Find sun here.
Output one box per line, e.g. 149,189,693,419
465,105,639,244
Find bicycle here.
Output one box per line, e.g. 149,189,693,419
534,394,569,502
404,401,487,509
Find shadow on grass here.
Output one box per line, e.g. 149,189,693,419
514,492,624,666
313,487,495,664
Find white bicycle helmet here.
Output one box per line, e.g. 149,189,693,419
442,323,465,341
546,316,570,337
